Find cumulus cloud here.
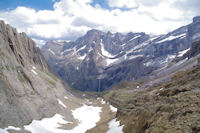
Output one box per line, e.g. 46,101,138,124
0,0,199,46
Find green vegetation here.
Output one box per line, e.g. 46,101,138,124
46,78,56,87
45,71,57,81
0,54,5,60
18,74,25,83
30,91,35,95
11,66,15,71
0,66,4,71
5,64,9,71
38,71,57,87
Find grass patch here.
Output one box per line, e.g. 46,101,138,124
45,71,57,81
0,66,4,71
30,91,35,95
5,64,10,71
18,74,25,83
46,78,56,87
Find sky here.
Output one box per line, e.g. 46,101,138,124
0,0,199,46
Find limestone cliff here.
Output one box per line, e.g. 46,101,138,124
0,20,73,128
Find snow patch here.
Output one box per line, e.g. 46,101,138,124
32,66,36,70
78,54,86,60
61,48,73,55
57,99,67,108
106,118,124,133
110,105,117,112
86,99,93,104
101,99,106,104
64,96,68,99
156,33,186,43
129,35,141,41
25,104,101,133
71,104,102,133
88,46,93,52
48,49,55,55
165,55,176,63
144,61,153,67
77,45,86,52
105,58,118,66
0,129,8,133
128,54,143,60
0,126,21,133
25,114,72,133
178,48,190,57
31,69,38,75
101,40,116,58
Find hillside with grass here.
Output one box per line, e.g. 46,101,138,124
104,58,200,133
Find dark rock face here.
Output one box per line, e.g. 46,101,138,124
174,40,200,62
193,16,200,23
42,16,200,91
187,16,200,44
0,20,69,128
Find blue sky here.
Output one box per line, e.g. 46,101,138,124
0,0,108,10
0,0,56,10
0,0,199,46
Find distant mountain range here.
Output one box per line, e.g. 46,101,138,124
42,16,200,91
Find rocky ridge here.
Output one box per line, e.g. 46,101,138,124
42,16,200,91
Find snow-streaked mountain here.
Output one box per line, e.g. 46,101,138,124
42,16,200,91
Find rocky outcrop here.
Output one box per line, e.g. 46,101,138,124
0,20,73,128
172,40,200,64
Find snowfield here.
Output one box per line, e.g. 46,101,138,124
106,118,124,133
25,104,102,133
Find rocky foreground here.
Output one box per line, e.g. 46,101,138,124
104,58,200,133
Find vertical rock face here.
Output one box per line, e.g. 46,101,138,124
188,16,200,44
0,21,48,70
0,21,70,128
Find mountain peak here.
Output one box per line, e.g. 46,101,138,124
193,16,200,23
86,29,103,35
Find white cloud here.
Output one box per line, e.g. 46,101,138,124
0,0,198,46
138,2,183,20
107,0,137,8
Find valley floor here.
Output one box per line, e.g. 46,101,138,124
0,93,123,133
